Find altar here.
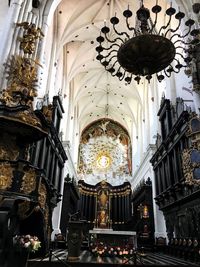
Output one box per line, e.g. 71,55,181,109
89,229,137,257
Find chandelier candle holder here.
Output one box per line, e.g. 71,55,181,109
96,0,200,84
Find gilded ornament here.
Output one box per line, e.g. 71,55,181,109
0,163,13,190
21,169,36,194
186,113,200,137
47,224,51,242
188,121,200,145
0,55,40,108
16,22,44,54
44,207,49,229
0,133,19,161
38,183,47,209
182,149,200,185
100,180,108,188
99,191,108,207
42,105,53,122
16,110,41,127
0,144,19,161
96,152,111,169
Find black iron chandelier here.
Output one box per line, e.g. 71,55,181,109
96,1,199,84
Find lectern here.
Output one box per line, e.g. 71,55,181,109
67,221,83,261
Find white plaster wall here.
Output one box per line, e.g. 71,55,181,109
0,1,9,41
51,140,78,240
37,17,54,98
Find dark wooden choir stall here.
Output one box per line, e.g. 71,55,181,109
151,97,200,263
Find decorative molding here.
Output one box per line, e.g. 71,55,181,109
20,169,37,194
16,22,44,54
0,163,13,190
186,113,200,149
0,134,19,160
41,104,53,122
0,55,39,108
182,148,200,185
38,182,47,209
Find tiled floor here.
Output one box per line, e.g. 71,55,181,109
28,249,200,266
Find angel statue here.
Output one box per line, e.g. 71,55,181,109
16,22,44,54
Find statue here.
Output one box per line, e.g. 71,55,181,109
99,190,108,208
98,210,108,228
16,22,44,54
99,121,109,133
0,55,39,107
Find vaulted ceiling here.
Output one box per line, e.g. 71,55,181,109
53,0,195,138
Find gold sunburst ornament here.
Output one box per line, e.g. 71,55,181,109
96,152,112,169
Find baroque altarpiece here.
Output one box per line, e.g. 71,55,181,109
76,119,132,230
78,180,132,230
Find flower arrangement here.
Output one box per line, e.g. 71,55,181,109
13,235,41,252
90,241,135,258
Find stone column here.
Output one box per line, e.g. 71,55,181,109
0,0,24,88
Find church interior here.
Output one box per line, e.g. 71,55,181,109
0,0,200,266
